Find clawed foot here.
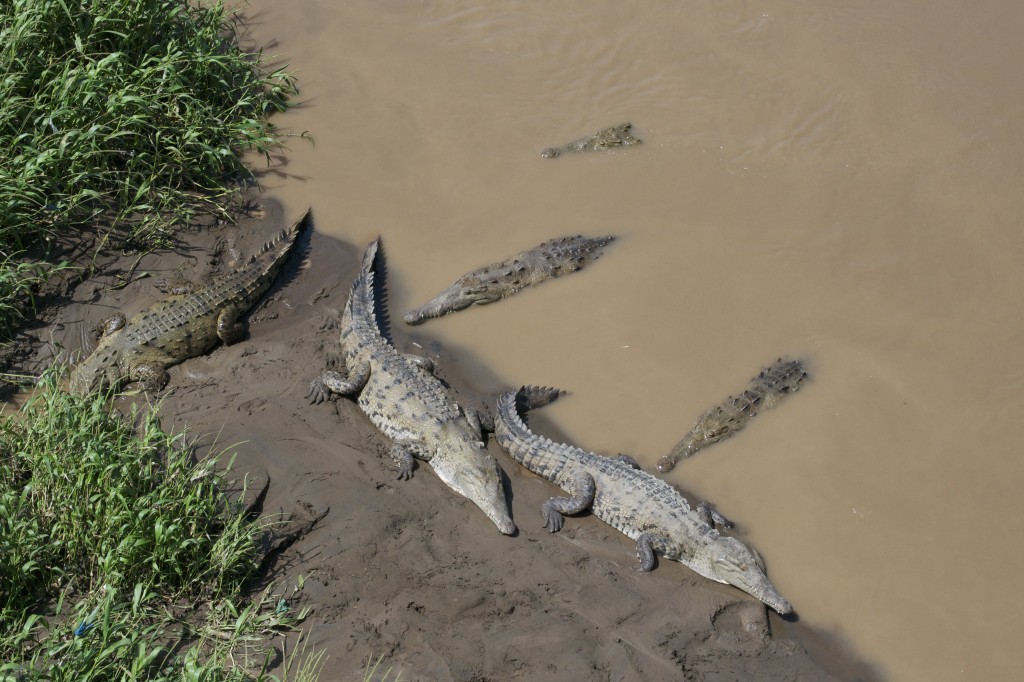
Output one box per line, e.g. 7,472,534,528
542,503,565,533
306,377,331,404
697,501,735,530
395,460,414,481
635,533,657,572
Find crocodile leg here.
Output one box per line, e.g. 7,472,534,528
391,443,418,480
306,361,371,404
403,354,434,373
635,532,674,572
134,364,171,392
541,470,596,532
121,347,177,392
697,501,735,530
464,408,494,438
216,305,247,345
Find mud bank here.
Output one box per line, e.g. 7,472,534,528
21,200,877,681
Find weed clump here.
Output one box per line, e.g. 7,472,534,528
0,0,299,341
0,371,318,679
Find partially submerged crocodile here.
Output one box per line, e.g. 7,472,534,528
70,208,311,395
307,238,516,535
495,386,792,615
540,122,641,158
403,235,615,325
657,358,808,473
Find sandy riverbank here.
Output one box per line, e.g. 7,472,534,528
17,199,876,681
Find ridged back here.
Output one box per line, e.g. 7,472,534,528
343,238,387,346
495,387,578,479
536,235,615,261
116,208,310,348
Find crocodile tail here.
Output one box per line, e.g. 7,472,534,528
495,386,572,471
751,357,808,406
346,237,383,329
516,385,563,412
539,234,616,261
356,238,381,299
495,386,562,439
249,207,311,265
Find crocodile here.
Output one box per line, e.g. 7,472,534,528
495,385,793,614
403,235,615,325
540,122,641,158
307,238,516,535
657,358,808,473
69,208,311,395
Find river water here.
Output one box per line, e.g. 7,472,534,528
240,1,1024,679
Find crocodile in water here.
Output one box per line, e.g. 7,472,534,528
70,208,311,395
307,238,516,535
540,122,641,158
495,385,793,614
403,235,615,325
656,358,808,473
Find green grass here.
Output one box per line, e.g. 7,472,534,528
0,251,73,339
0,3,324,677
0,0,299,343
0,370,323,680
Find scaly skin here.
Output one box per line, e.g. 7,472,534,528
307,239,515,535
657,358,808,473
403,235,615,325
540,122,641,158
70,208,311,395
495,386,793,615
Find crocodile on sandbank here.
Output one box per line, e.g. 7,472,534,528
403,235,615,325
69,208,312,395
540,122,641,158
495,385,793,614
307,238,516,535
657,358,808,473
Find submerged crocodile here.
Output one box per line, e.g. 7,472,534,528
495,386,793,614
540,122,641,158
657,358,808,473
403,235,615,325
70,208,311,395
307,238,516,535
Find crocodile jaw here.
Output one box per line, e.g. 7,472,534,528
403,280,498,325
431,438,515,535
698,537,793,615
69,340,121,395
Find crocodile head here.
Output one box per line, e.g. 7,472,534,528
68,343,121,395
403,276,501,325
431,433,516,535
696,536,793,615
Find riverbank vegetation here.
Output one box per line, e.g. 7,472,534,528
0,372,324,679
0,0,298,341
0,0,321,678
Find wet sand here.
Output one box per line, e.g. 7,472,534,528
26,200,876,680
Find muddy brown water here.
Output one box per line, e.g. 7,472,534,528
237,1,1024,679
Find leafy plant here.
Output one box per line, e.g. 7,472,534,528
0,370,321,680
0,0,300,341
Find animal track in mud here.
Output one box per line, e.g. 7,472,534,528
237,398,267,414
711,600,769,645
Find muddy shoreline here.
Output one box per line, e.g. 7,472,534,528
16,199,878,681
